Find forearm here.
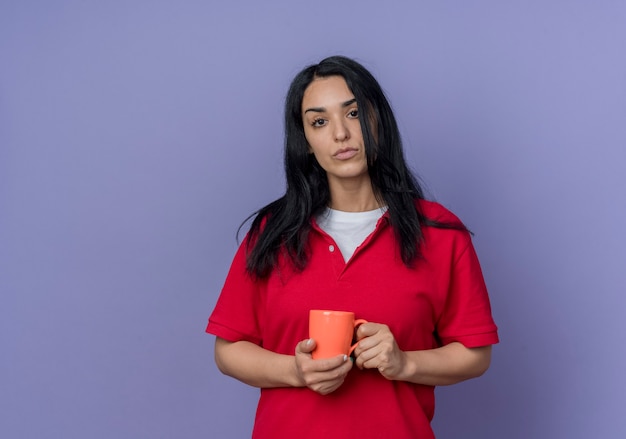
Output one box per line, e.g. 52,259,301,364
214,337,301,388
398,343,492,386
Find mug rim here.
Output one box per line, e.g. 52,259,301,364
309,309,354,316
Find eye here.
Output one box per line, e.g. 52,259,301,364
311,118,327,127
347,109,359,118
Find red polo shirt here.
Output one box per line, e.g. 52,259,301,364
207,200,499,438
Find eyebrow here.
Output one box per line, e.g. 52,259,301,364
304,98,357,114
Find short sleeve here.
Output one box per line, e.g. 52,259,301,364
206,240,266,345
436,238,499,348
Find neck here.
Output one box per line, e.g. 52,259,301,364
327,176,381,212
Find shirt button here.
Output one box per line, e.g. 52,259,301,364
329,245,335,252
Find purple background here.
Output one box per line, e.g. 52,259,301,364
2,1,625,438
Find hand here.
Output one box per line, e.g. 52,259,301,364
353,323,407,380
294,339,353,395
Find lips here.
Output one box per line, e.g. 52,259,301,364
333,148,358,160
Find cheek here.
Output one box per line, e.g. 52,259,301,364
304,131,323,154
309,145,324,160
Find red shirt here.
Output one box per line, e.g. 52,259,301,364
207,200,499,438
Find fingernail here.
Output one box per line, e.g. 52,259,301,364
343,355,348,362
306,339,313,346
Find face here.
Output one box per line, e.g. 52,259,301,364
301,75,369,188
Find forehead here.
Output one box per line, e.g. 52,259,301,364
301,76,355,109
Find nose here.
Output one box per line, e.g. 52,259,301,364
333,119,350,142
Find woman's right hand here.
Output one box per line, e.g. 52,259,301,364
294,339,353,395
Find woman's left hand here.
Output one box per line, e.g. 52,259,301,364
353,322,406,380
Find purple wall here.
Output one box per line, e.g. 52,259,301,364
2,1,625,438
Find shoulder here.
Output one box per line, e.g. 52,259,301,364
415,199,464,228
414,200,474,263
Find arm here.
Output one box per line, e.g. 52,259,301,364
214,337,353,395
353,323,492,386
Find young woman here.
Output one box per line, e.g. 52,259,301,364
207,56,498,438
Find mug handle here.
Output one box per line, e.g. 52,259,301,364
348,319,368,355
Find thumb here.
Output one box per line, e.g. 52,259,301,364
296,338,316,355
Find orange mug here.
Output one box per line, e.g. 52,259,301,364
309,310,368,359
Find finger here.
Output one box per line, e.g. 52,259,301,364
303,356,352,393
314,377,345,395
312,359,353,393
300,353,349,375
354,346,379,369
295,338,316,355
314,354,349,371
356,322,385,339
354,333,382,354
361,355,382,370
